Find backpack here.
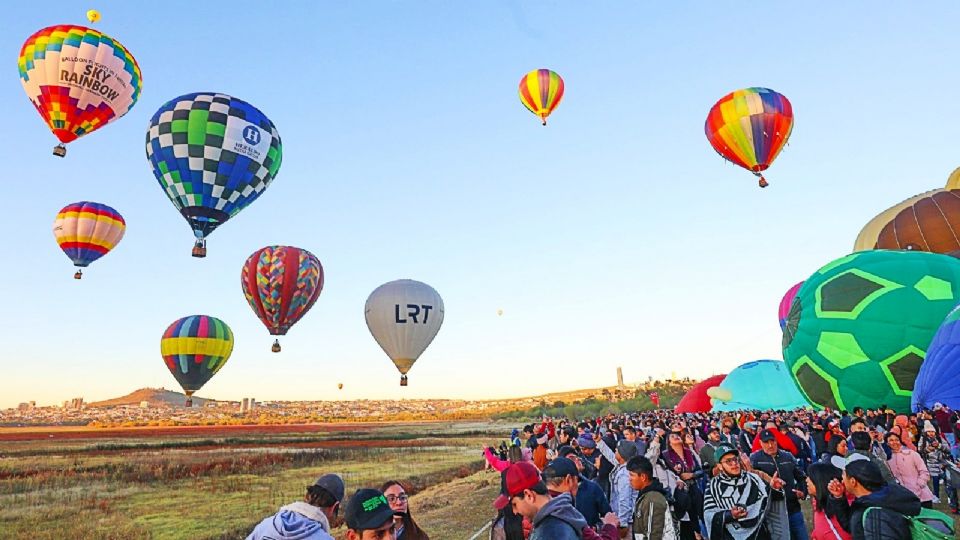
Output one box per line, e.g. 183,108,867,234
862,506,955,540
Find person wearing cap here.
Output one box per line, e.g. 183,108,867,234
492,461,587,540
344,488,397,540
609,440,640,534
884,432,934,507
246,473,345,540
703,442,772,540
541,457,614,532
627,456,678,540
739,422,759,455
576,433,600,480
826,455,922,540
750,429,808,540
847,432,895,486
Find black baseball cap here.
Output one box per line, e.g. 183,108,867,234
311,474,345,502
542,457,579,481
344,488,394,530
758,430,777,443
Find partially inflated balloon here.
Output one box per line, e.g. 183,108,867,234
19,25,142,156
86,10,100,23
53,201,125,279
161,315,233,406
145,92,282,257
365,280,444,386
783,250,960,411
675,375,726,413
241,246,324,352
778,282,803,330
912,305,960,411
706,386,732,402
519,69,564,126
711,360,808,411
705,87,793,188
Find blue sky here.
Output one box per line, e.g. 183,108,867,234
4,2,960,408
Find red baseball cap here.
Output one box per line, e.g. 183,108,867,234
492,462,542,509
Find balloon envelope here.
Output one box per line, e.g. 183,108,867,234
19,25,141,146
86,10,101,23
711,360,808,411
53,201,125,269
783,250,960,411
241,246,324,339
161,315,234,396
778,282,803,330
365,280,444,377
675,374,726,413
518,69,564,125
145,92,282,243
912,304,960,411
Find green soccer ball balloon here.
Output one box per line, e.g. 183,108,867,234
782,250,960,412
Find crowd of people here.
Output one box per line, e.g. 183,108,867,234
241,404,960,540
484,404,960,540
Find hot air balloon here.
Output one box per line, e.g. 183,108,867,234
783,250,960,411
705,87,793,188
86,10,101,23
19,25,141,157
365,280,444,386
710,360,808,411
854,169,960,253
145,92,282,257
161,315,233,407
338,383,343,390
241,246,324,352
52,201,125,279
912,304,960,411
675,374,726,413
518,69,564,126
497,309,504,317
778,282,803,330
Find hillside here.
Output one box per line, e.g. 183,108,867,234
88,388,219,408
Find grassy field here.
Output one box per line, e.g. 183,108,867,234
0,421,510,539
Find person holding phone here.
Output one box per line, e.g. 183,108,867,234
703,443,772,540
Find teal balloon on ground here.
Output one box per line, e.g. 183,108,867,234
782,250,960,412
711,359,809,411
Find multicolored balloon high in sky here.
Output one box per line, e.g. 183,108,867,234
52,201,125,279
86,10,100,24
854,168,960,253
705,87,793,188
145,92,282,258
19,24,142,156
778,282,803,330
518,69,564,126
241,246,324,352
365,280,445,386
710,360,808,411
912,304,960,411
782,250,960,412
160,315,234,407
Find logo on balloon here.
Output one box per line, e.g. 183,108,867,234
242,125,261,146
394,304,434,324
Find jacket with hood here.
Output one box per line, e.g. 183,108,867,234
530,493,587,540
831,483,921,540
246,501,334,540
633,478,678,540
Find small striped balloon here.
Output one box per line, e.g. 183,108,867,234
52,201,125,278
518,69,564,125
161,315,234,404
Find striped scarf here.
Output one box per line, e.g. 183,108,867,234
703,470,769,540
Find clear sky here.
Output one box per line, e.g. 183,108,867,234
4,2,960,408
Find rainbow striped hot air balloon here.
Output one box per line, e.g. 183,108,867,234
518,69,564,125
52,201,125,279
161,315,234,407
705,87,793,188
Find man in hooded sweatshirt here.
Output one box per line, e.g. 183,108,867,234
628,455,678,540
703,443,773,540
247,473,344,540
826,455,922,540
493,461,587,540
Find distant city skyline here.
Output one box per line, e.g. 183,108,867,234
5,2,960,408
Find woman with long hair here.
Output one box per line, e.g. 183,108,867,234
380,480,429,540
489,503,528,540
805,463,851,540
819,435,847,464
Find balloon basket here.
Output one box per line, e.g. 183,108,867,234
400,375,408,387
74,270,82,280
758,176,769,188
192,240,207,258
185,397,193,408
53,145,66,158
271,340,281,353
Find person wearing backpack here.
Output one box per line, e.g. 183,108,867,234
628,455,678,540
826,454,922,540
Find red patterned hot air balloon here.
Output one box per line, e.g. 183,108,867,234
241,246,324,352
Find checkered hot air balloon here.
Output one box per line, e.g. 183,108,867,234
241,246,324,352
19,25,142,157
518,69,564,126
52,201,125,279
705,87,793,188
160,315,234,407
145,92,282,258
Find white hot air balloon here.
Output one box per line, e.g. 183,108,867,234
365,279,444,386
